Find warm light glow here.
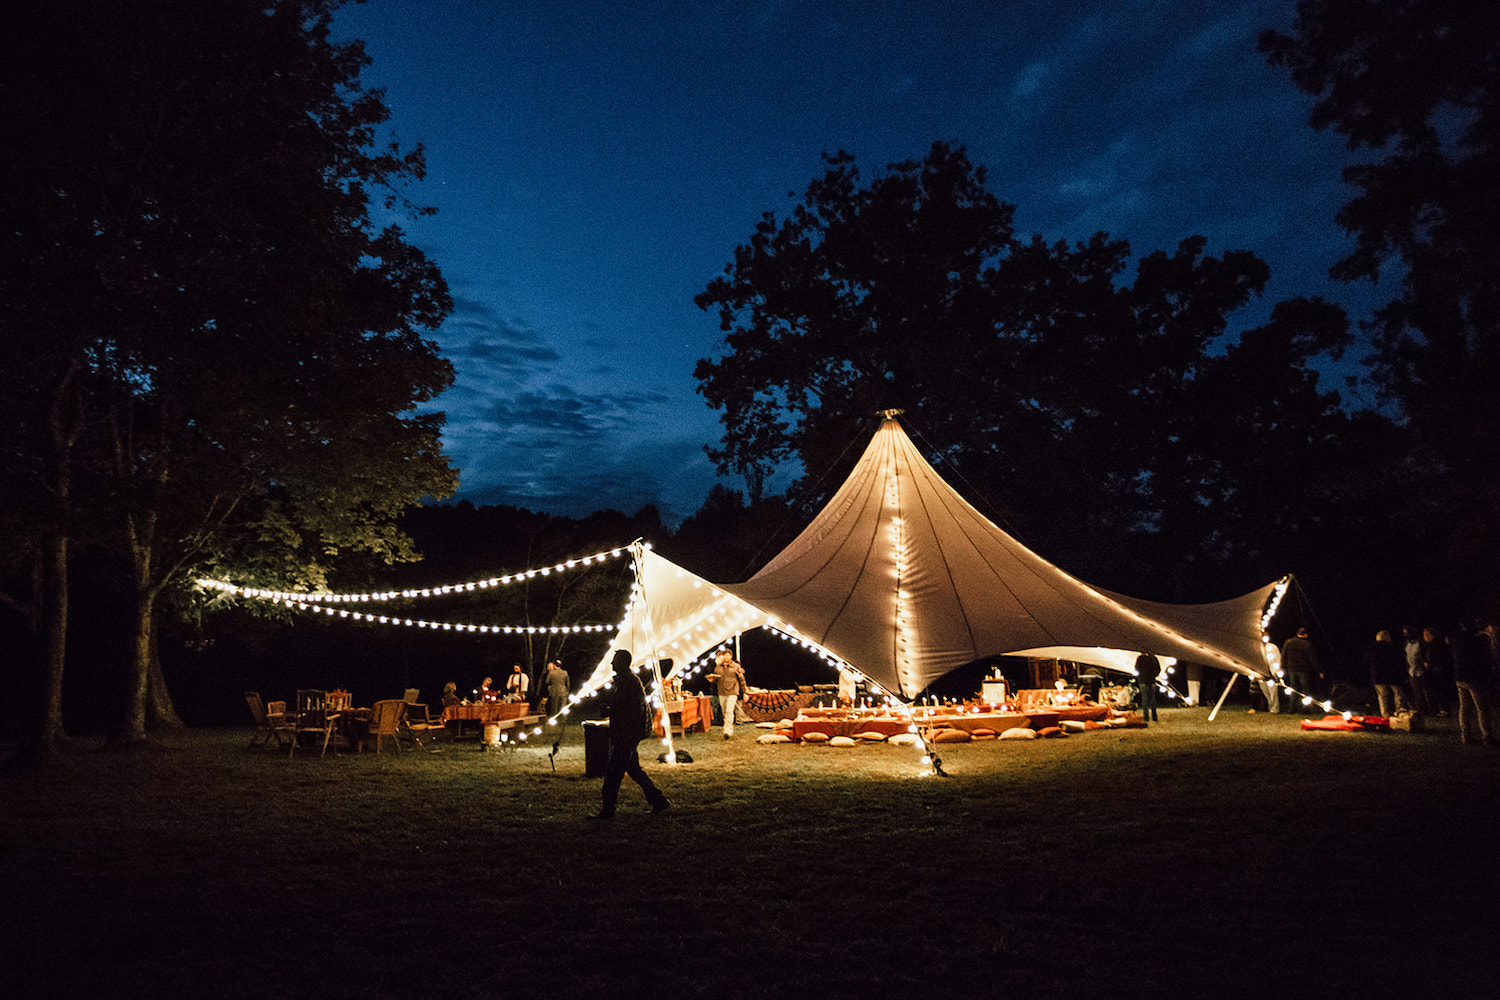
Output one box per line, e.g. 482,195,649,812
197,543,630,605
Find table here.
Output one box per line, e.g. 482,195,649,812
654,695,712,736
788,705,1112,741
441,702,533,723
791,712,913,740
333,708,373,751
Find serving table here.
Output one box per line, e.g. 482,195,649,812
653,695,712,736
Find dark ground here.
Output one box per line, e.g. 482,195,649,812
2,707,1496,999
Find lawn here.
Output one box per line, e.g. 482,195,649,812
2,708,1495,999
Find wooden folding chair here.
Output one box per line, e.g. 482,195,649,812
245,692,292,749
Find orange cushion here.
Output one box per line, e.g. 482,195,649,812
932,729,971,743
1038,726,1065,738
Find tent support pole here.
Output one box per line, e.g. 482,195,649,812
1208,673,1239,721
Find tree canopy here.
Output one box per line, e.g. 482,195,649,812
2,0,456,757
694,143,1369,596
1261,0,1500,612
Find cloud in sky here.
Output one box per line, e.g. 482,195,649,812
342,1,1380,524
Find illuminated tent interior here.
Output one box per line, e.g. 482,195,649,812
599,412,1286,702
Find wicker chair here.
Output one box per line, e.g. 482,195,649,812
368,699,405,753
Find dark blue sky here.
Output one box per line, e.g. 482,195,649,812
333,0,1381,523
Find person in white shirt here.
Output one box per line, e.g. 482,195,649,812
504,663,529,703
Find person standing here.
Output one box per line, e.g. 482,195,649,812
707,647,747,739
1364,630,1408,718
543,659,570,718
1402,626,1431,715
1420,628,1452,717
592,650,670,819
1450,622,1493,745
504,662,529,704
1135,651,1161,722
1280,628,1323,712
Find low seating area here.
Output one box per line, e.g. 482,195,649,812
759,693,1138,746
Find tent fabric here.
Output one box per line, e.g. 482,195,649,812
602,415,1282,700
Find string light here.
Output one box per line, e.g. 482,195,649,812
197,544,633,604
263,599,618,635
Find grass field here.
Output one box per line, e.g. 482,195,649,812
2,708,1496,999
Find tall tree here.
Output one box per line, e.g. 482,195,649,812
2,0,455,756
694,144,1364,590
1260,0,1500,612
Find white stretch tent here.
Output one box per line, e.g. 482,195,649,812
594,414,1285,701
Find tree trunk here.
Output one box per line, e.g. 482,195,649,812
146,624,184,729
40,530,69,748
9,363,81,769
117,551,156,743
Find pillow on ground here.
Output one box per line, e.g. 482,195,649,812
773,729,795,739
777,719,795,728
1060,719,1087,732
1000,727,1037,740
756,733,791,744
932,729,971,743
1038,726,1065,738
801,730,831,743
970,729,996,740
854,731,889,741
888,732,921,746
829,736,857,747
755,721,776,729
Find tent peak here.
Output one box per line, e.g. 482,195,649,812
876,407,905,419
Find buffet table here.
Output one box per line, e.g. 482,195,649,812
653,695,712,736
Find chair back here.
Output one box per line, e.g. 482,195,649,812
371,699,405,736
403,688,419,704
296,689,326,713
266,700,288,718
245,692,268,725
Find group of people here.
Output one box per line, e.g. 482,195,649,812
1365,622,1497,744
461,659,574,717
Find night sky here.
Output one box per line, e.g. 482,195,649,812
332,0,1381,523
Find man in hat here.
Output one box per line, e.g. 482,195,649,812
592,650,670,819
